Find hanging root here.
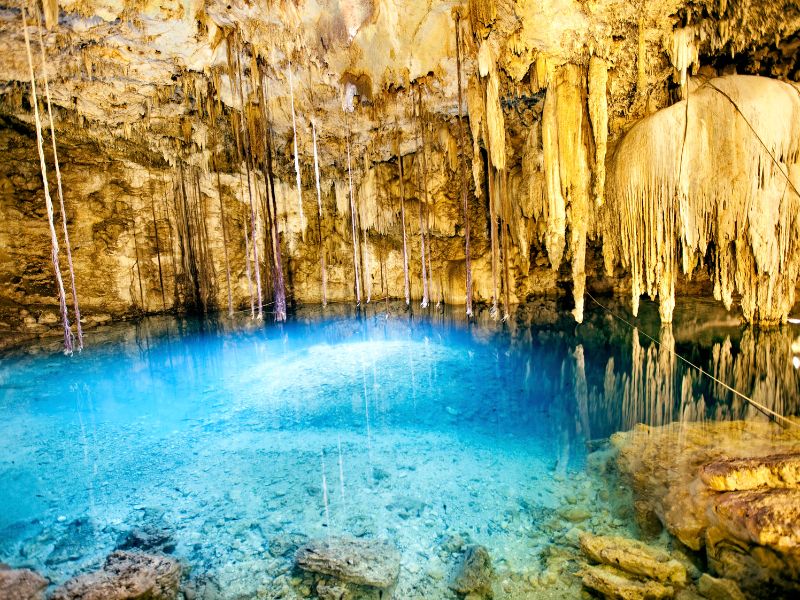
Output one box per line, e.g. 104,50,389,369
22,7,72,354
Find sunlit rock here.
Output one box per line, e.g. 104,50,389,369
579,532,686,585
699,453,800,492
579,564,674,600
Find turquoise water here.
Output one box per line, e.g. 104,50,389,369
1,300,798,598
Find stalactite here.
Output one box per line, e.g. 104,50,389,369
466,78,486,200
483,50,506,172
239,172,255,318
416,88,430,308
21,8,72,353
42,0,58,30
35,9,82,349
667,27,698,96
162,186,179,306
588,56,608,207
558,65,590,323
362,227,372,303
606,75,800,324
455,13,473,317
346,126,362,305
287,64,306,233
194,170,218,313
395,124,410,306
542,80,565,269
637,16,647,97
311,119,327,306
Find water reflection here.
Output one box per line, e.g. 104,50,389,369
1,298,798,597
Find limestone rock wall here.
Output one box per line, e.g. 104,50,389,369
0,0,798,342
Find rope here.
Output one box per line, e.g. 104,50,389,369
584,291,798,429
702,80,800,200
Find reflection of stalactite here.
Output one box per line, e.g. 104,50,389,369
583,319,800,436
574,345,590,440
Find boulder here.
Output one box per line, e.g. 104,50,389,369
0,565,47,600
295,537,400,590
580,564,674,600
579,533,686,584
613,421,800,598
50,551,181,600
450,545,494,598
699,453,800,491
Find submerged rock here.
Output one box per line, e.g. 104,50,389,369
579,533,686,584
50,551,181,600
0,565,47,600
117,524,176,554
696,574,746,600
699,453,800,491
46,517,98,566
580,564,674,600
295,537,400,590
708,488,800,549
450,545,494,598
613,421,800,596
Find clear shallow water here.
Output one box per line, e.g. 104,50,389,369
1,299,799,598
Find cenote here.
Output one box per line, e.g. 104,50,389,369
2,299,799,599
3,2,800,597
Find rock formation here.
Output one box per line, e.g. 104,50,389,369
50,550,182,600
0,564,47,600
294,536,401,598
612,420,800,598
0,0,797,346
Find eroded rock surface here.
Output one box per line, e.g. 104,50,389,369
580,564,674,600
699,453,800,492
0,565,47,600
50,551,181,600
450,545,494,598
613,420,800,598
579,532,686,584
294,537,400,591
